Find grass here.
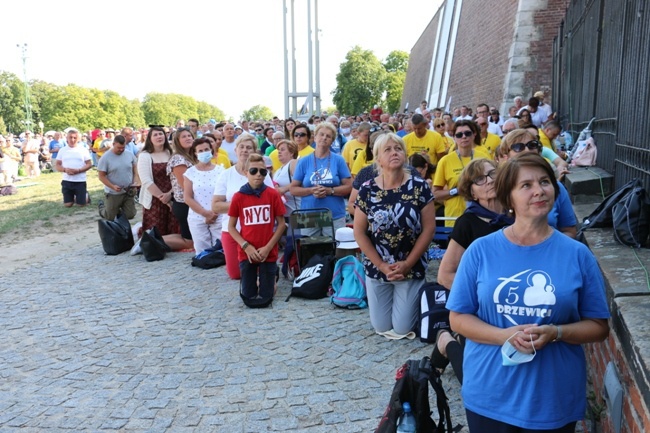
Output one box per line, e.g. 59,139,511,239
0,169,105,237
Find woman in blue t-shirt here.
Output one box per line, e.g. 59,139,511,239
354,133,436,339
447,153,610,432
290,122,352,236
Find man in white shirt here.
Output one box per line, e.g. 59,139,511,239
21,131,41,177
517,97,548,127
476,103,503,136
221,123,237,164
535,91,553,118
56,129,92,207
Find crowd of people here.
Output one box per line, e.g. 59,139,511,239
0,90,610,431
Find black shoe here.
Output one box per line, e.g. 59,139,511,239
98,199,106,219
431,329,451,371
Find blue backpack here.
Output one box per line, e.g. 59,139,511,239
330,255,368,309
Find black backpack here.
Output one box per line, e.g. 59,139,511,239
376,357,454,433
612,185,650,248
580,178,641,231
417,282,451,343
285,254,335,301
98,213,134,255
191,240,226,269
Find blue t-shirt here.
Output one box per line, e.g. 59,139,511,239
548,182,576,230
293,152,351,219
355,175,434,281
446,230,610,429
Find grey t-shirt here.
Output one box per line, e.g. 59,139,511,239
97,150,136,194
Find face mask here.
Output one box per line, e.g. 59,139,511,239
341,128,351,135
501,331,536,366
197,151,213,164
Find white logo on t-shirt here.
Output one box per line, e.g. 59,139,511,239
243,205,271,225
493,269,555,325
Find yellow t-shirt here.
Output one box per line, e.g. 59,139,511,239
93,138,105,158
479,133,501,158
442,135,454,152
538,129,556,151
433,151,475,226
404,130,447,166
210,149,231,169
351,151,372,176
270,145,315,172
448,142,492,160
341,139,366,169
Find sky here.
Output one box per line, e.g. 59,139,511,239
1,0,443,121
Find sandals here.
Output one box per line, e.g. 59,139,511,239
431,329,452,371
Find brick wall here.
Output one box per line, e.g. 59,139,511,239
445,0,519,110
525,0,566,105
401,13,441,113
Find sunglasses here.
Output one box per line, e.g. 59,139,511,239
473,169,497,186
248,167,268,176
454,130,474,138
294,132,308,138
511,140,541,153
255,129,263,132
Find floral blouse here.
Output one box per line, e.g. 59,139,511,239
166,154,193,203
355,175,434,281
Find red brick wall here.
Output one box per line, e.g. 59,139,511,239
525,0,567,104
586,331,650,433
445,0,519,110
401,13,441,112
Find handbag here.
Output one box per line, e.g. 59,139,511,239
140,226,171,262
97,213,135,255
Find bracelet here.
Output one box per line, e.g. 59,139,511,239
241,241,249,250
552,325,562,342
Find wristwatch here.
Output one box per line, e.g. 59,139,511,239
552,324,562,342
241,241,250,250
449,188,458,197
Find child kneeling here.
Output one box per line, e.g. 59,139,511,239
228,154,286,308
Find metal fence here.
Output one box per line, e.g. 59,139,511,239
552,0,650,191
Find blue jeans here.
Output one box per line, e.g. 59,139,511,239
239,261,277,300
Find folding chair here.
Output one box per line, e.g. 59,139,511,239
289,208,337,271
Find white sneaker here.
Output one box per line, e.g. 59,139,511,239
130,238,142,255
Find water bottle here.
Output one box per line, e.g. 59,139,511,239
396,402,416,433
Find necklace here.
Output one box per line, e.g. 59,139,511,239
381,172,405,191
456,150,474,168
509,225,553,246
312,152,331,182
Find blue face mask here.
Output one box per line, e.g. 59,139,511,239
197,151,212,164
501,331,536,366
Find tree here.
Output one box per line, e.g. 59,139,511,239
383,50,409,114
142,93,225,126
241,105,275,122
332,46,387,116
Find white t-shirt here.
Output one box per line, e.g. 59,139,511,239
56,145,91,182
214,166,274,232
221,140,237,164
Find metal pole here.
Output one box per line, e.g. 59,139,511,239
314,0,321,115
307,0,314,116
17,43,33,132
290,0,297,118
283,0,290,119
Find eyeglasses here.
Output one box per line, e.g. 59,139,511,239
473,169,497,185
454,130,474,138
248,167,268,176
294,132,308,138
510,140,541,153
434,124,445,128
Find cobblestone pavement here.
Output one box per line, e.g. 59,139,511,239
0,243,468,432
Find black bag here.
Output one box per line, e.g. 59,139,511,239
612,185,650,248
375,357,454,433
580,179,641,231
285,254,335,301
98,213,134,255
140,226,170,262
417,282,451,343
191,240,226,269
0,185,18,196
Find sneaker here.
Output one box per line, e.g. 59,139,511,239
130,238,142,255
98,199,106,219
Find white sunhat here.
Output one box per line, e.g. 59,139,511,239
335,227,358,249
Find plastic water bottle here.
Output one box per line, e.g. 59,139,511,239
396,402,416,433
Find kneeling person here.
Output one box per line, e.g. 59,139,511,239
228,154,286,307
56,129,92,207
97,135,137,220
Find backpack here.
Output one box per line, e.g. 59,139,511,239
140,226,171,262
580,178,642,231
417,282,451,343
285,254,335,301
191,239,226,269
97,213,135,255
570,137,597,167
281,235,301,279
612,185,650,248
330,255,367,309
375,357,454,433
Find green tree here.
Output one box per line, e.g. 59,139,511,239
0,71,29,133
241,105,275,121
332,46,387,116
142,93,225,126
383,50,409,114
